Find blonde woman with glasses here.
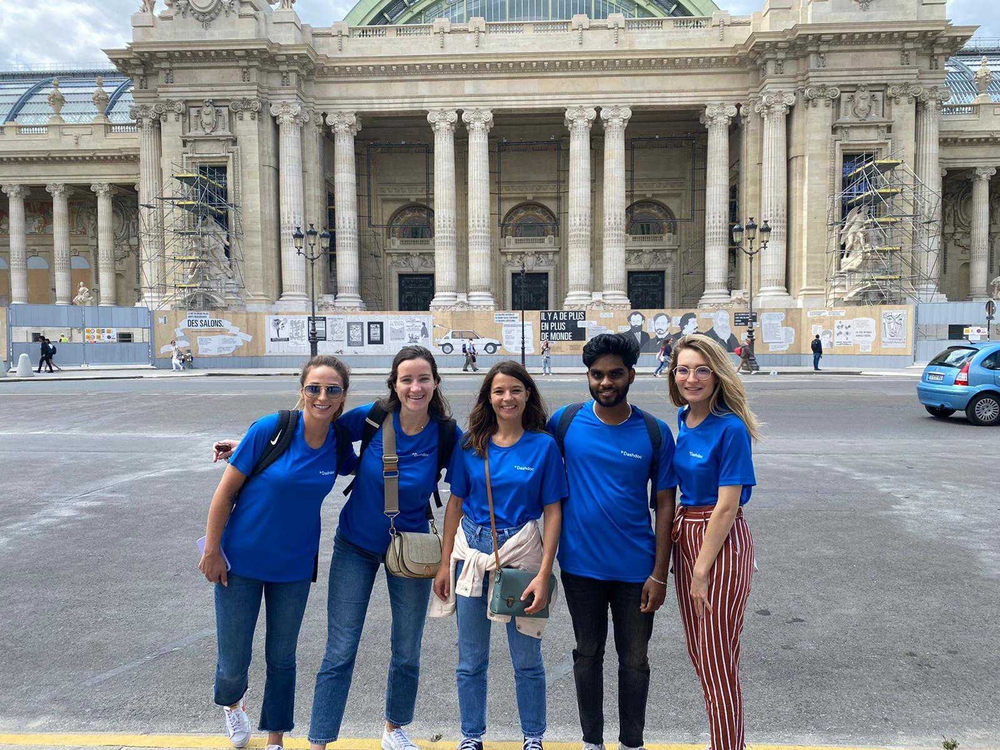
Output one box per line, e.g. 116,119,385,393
665,335,761,750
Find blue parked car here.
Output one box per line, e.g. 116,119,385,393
917,341,1000,425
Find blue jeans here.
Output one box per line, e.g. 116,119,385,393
653,359,668,376
309,532,433,744
214,573,312,732
542,356,552,375
455,516,546,740
813,352,822,370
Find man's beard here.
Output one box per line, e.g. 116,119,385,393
590,381,630,408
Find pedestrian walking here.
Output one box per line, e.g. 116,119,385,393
541,339,552,376
736,337,753,375
199,356,357,750
652,339,672,378
36,338,53,373
171,340,184,371
462,339,479,372
47,339,62,371
432,361,567,750
811,334,823,371
548,333,677,750
665,335,760,750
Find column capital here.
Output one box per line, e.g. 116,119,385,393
327,111,362,136
973,166,997,181
46,183,70,199
428,109,459,133
91,182,113,197
271,100,310,127
917,86,950,110
229,97,267,121
2,184,28,199
565,106,597,132
802,85,841,108
129,103,158,127
600,105,632,131
754,90,795,119
701,104,737,128
462,108,493,132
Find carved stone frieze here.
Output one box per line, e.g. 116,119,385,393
229,98,266,121
842,85,883,121
388,252,434,272
625,249,671,269
501,251,557,270
887,82,923,104
803,84,841,108
174,0,237,28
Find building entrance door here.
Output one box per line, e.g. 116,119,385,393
512,272,548,310
398,274,434,311
628,271,665,309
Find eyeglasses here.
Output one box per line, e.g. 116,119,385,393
303,384,344,399
674,366,714,381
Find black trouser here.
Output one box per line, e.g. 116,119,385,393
37,356,53,373
561,571,655,749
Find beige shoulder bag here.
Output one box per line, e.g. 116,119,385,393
382,411,443,579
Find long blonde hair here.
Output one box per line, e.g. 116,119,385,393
667,334,761,441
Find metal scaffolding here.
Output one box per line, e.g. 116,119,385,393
826,153,939,305
138,165,245,310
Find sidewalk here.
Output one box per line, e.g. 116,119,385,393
2,364,924,383
0,734,887,750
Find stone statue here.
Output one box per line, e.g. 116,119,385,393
92,76,110,121
839,206,871,272
975,57,993,104
269,0,296,8
47,79,66,122
141,0,156,11
73,282,95,306
991,275,1000,299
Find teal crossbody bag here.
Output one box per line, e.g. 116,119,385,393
485,449,556,619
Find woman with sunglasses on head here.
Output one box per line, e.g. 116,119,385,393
665,335,761,750
199,355,356,750
431,361,567,750
308,345,461,750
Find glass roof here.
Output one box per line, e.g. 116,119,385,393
0,68,133,125
946,52,1000,104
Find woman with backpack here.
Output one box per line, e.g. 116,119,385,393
200,355,356,750
665,335,760,750
431,361,567,750
213,346,461,750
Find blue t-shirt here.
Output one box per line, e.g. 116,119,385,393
673,407,756,507
448,430,568,529
548,403,678,583
223,412,357,582
337,402,463,554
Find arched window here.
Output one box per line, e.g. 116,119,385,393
0,257,9,270
501,202,558,238
388,204,434,240
626,200,676,236
71,255,91,269
27,256,50,269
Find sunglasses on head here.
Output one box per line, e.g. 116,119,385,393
303,384,344,398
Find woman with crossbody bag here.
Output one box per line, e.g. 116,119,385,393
431,361,566,750
212,346,461,750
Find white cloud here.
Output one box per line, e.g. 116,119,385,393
0,0,994,67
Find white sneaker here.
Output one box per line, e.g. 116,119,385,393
265,745,283,750
583,744,605,750
222,691,251,748
618,744,645,750
383,727,420,750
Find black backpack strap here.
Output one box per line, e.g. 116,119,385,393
553,402,585,456
343,402,387,496
333,421,353,476
251,410,297,478
431,417,458,509
635,407,663,509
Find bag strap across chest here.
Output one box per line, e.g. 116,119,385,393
484,447,503,572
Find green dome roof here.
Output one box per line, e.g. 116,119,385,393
344,0,718,27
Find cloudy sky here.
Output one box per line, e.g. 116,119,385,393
0,0,993,68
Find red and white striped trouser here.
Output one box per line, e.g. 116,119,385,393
671,504,754,750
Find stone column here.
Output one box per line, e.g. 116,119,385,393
564,106,597,308
328,112,366,309
46,183,72,305
463,108,496,308
600,105,631,307
2,184,28,304
302,114,330,303
916,88,948,299
754,91,796,305
91,182,116,306
131,104,163,304
970,167,996,300
429,109,459,309
271,101,310,305
699,104,738,307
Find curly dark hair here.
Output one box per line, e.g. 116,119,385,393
463,360,548,457
381,345,451,420
582,332,640,369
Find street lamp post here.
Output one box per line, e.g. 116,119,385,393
731,217,771,373
519,257,527,367
294,223,331,358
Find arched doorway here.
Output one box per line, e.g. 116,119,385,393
71,254,93,300
27,255,51,304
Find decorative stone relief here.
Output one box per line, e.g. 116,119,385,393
47,78,66,122
174,0,237,28
229,98,266,121
843,85,882,121
887,82,923,104
803,85,840,108
154,99,185,122
191,99,226,134
502,251,556,270
626,249,670,269
268,0,296,8
856,0,874,11
389,253,434,272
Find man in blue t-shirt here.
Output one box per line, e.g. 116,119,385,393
548,333,677,750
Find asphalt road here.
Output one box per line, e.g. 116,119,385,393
0,373,997,748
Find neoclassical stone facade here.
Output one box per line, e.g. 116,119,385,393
1,0,999,311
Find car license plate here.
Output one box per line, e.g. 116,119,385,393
927,373,944,382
